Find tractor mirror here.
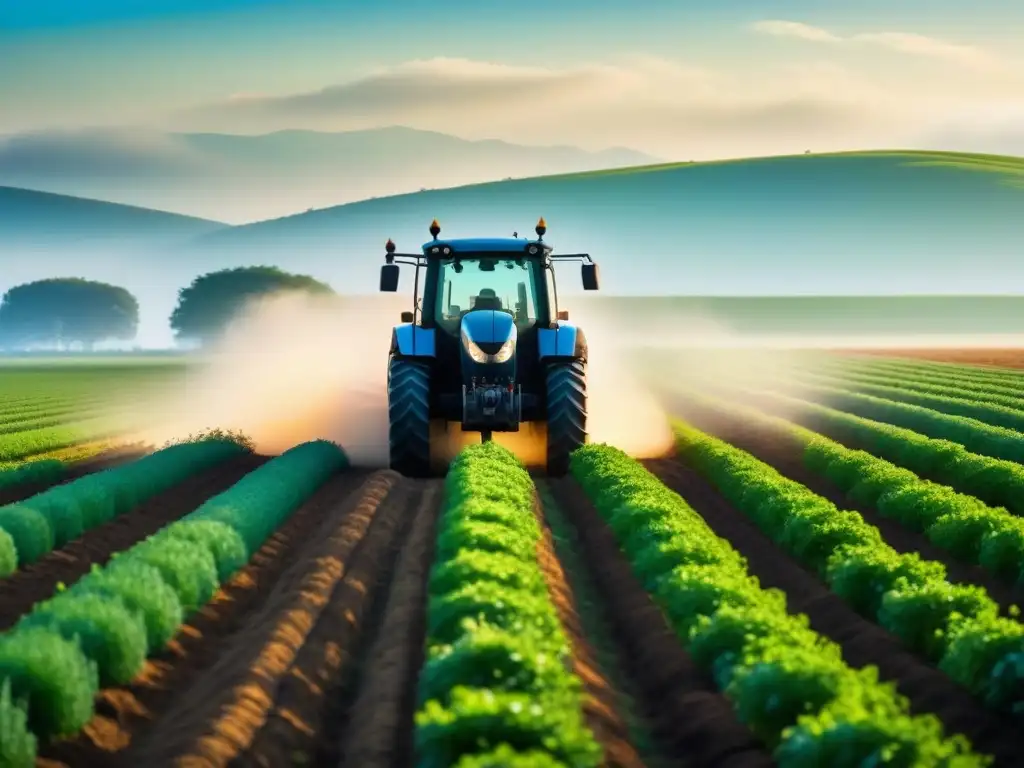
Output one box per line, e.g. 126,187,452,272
380,264,400,292
581,263,600,291
557,310,569,321
400,311,414,323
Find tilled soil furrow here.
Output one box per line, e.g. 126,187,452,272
645,458,1024,768
114,469,398,768
326,480,443,768
0,452,267,632
673,400,1024,611
546,476,775,768
0,444,147,506
533,485,647,768
35,468,375,768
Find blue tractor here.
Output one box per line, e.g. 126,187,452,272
379,217,601,477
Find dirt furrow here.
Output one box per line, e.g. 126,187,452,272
0,452,267,632
112,469,398,768
532,486,648,768
546,476,775,768
645,458,1024,768
36,468,374,768
325,480,443,768
672,399,1024,612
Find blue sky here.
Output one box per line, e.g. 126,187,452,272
3,0,1024,157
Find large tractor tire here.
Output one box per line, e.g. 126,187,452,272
387,356,432,477
545,359,587,477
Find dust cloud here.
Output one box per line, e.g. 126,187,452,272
137,291,394,465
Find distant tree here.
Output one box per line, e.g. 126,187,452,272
170,266,334,344
0,278,138,351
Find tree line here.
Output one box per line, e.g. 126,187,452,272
0,266,333,351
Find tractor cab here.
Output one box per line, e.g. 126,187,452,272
379,218,600,477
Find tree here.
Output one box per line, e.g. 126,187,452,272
0,278,139,351
170,266,334,344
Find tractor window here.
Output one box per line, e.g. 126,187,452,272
435,257,540,334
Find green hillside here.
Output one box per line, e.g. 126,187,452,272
189,150,1024,297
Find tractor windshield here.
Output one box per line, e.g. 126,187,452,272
434,255,542,334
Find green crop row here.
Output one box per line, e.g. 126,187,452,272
827,358,1024,403
789,380,1024,465
754,387,1024,517
672,419,1024,717
694,390,1024,585
795,370,1024,432
0,436,251,577
570,443,986,767
0,439,347,767
0,417,130,463
415,441,600,768
861,357,1024,385
814,363,1024,413
0,459,65,493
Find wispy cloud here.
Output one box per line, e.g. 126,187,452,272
751,19,1004,71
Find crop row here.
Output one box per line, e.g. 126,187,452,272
697,390,1024,584
0,417,131,463
570,444,987,766
0,439,347,766
814,363,1024,412
415,441,600,767
783,380,1024,465
672,417,1024,717
852,356,1024,385
825,358,1024,404
0,436,250,576
795,370,1024,432
749,387,1024,516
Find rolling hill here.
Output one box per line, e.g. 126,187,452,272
187,150,1024,297
0,127,659,223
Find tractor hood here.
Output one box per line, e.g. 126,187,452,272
460,310,517,361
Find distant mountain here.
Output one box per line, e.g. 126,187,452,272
0,127,661,223
187,150,1024,297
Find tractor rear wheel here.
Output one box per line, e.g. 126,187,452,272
388,356,432,477
545,359,587,476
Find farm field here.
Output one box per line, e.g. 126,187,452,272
0,352,1024,766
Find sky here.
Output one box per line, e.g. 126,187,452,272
3,0,1024,158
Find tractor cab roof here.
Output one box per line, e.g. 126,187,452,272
420,237,553,256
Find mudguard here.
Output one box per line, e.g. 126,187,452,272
391,323,436,357
538,321,587,361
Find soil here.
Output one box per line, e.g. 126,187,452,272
846,348,1024,370
545,476,776,768
35,468,378,768
644,457,1024,768
0,453,267,632
322,480,443,768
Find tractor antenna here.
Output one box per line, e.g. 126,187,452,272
535,216,546,241
429,219,441,240
385,238,396,264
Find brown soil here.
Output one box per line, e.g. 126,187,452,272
322,480,443,768
845,348,1024,370
35,468,376,768
0,444,148,506
546,476,775,768
0,453,266,632
644,458,1024,768
532,491,647,768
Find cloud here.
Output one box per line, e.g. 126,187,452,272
751,20,841,43
751,19,1004,71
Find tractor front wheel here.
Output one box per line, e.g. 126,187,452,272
545,359,587,476
388,356,432,477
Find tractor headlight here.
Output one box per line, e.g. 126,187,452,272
464,338,490,364
492,339,514,363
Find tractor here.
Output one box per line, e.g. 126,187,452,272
379,217,601,477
